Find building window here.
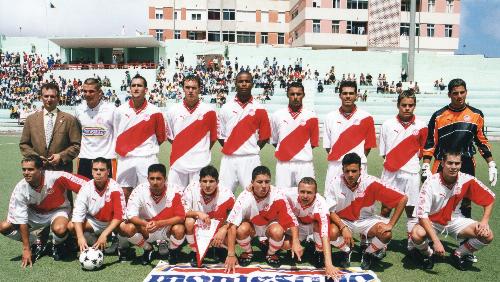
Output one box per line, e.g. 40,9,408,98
208,31,221,42
400,23,420,36
188,31,205,40
445,24,453,37
313,20,321,33
174,30,180,39
332,20,340,33
155,8,163,19
428,0,435,12
155,29,163,41
291,9,298,19
208,9,221,20
278,33,285,44
261,32,268,44
347,21,367,34
427,24,435,37
313,0,320,8
223,9,235,20
237,32,255,43
191,13,201,20
347,0,368,9
174,11,178,20
446,0,454,13
401,0,409,12
333,0,341,8
222,31,236,42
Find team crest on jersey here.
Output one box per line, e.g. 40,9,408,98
82,127,107,137
248,109,256,116
463,115,471,122
412,129,419,136
197,114,204,121
143,114,151,121
300,119,307,126
353,119,360,125
96,117,104,124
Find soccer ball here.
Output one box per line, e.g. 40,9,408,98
79,248,104,270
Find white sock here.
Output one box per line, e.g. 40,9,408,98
128,233,146,247
168,235,184,250
415,240,433,257
236,236,253,253
267,237,284,255
186,234,196,252
455,238,488,256
365,237,387,254
331,237,350,253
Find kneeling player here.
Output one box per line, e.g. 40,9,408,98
67,158,128,260
120,164,186,265
0,155,86,267
283,177,341,280
325,153,407,270
411,152,494,270
224,166,303,272
183,165,235,266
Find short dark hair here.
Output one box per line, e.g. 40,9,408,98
199,165,219,182
397,89,416,105
252,165,271,181
92,157,110,170
448,78,466,94
40,82,60,96
443,151,462,162
21,155,43,169
342,152,361,168
132,74,148,88
148,163,166,177
287,81,305,94
298,177,317,193
84,78,102,90
182,75,202,88
235,70,253,82
339,80,357,94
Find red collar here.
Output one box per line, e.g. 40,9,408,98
342,175,360,191
235,96,253,109
439,172,457,190
200,187,218,205
183,99,200,114
297,195,315,209
151,186,167,204
32,174,45,193
94,179,109,196
128,98,148,114
288,105,302,119
339,106,357,120
396,114,415,129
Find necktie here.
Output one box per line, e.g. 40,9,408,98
45,113,54,148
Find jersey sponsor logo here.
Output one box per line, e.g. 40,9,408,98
82,127,107,137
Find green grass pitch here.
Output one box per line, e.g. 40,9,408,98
0,135,499,281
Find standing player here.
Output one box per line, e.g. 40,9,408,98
114,74,167,200
120,164,186,265
379,90,427,250
74,78,117,179
271,82,319,187
325,153,407,270
218,71,271,192
411,152,495,270
67,158,128,260
323,80,377,185
224,166,303,271
283,177,341,280
182,165,235,266
165,75,217,188
0,155,86,267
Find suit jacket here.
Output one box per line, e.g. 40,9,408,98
19,109,82,172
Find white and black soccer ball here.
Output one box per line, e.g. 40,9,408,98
79,248,104,270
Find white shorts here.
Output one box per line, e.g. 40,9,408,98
219,154,260,192
26,209,69,230
275,161,315,188
341,216,389,237
431,217,476,240
86,216,110,235
254,221,279,238
116,155,159,188
326,161,367,186
168,168,199,189
145,226,171,243
381,169,420,207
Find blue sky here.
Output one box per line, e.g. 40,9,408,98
0,0,498,57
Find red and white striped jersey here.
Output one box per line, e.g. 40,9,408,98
217,97,271,156
323,107,377,163
325,174,405,221
114,100,167,157
7,171,87,224
165,101,217,173
283,189,329,238
75,100,117,159
126,182,186,221
72,178,125,223
227,186,298,230
415,172,495,226
271,107,319,162
379,115,428,173
182,181,235,222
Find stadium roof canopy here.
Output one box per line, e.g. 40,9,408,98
49,36,161,48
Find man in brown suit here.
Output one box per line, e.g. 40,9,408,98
19,82,82,173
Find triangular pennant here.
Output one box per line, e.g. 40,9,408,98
193,219,220,267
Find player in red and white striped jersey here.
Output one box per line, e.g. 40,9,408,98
114,75,167,200
325,153,407,270
271,82,319,188
224,166,303,271
0,155,87,267
323,80,377,186
120,164,186,265
410,152,495,270
182,165,235,266
283,177,341,281
165,75,217,188
217,71,271,192
379,90,428,250
68,158,127,257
